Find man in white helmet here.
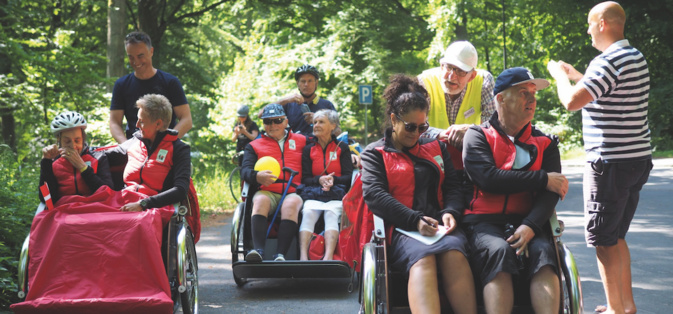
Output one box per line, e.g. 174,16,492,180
40,112,113,204
418,41,496,151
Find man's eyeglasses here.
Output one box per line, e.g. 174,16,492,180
263,117,286,125
395,114,429,133
440,63,470,77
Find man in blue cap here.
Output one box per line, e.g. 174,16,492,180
461,67,569,314
240,103,307,262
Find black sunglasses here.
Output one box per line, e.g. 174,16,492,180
125,33,144,41
395,114,429,133
263,117,285,125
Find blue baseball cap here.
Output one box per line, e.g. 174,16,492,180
494,67,550,95
261,103,285,118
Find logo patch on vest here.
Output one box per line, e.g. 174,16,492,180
433,155,444,172
289,139,296,150
157,149,168,163
85,161,91,167
330,151,337,161
464,107,475,119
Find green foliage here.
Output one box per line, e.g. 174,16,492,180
193,166,239,213
0,146,38,308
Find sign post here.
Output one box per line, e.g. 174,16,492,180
358,85,372,146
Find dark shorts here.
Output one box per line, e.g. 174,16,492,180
389,228,468,273
583,158,652,247
465,222,557,289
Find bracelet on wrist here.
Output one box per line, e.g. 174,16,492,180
80,165,88,172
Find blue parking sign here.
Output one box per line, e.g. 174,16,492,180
359,85,372,104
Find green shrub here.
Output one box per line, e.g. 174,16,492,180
0,145,38,309
194,165,240,214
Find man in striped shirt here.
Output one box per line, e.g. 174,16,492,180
547,2,652,313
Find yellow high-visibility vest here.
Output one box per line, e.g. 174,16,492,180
420,68,484,129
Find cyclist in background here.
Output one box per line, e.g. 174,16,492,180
232,105,259,166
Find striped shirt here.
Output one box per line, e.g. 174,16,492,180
579,39,651,163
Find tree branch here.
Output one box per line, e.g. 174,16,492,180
172,0,231,23
166,0,185,24
392,0,428,23
126,0,138,30
160,0,168,25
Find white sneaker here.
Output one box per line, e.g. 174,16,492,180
273,254,285,261
245,249,263,263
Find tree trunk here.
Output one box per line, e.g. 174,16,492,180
107,0,128,91
455,1,468,41
137,0,166,68
0,0,16,151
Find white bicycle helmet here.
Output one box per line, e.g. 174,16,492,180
50,112,87,135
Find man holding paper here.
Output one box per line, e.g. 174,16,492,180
462,67,568,314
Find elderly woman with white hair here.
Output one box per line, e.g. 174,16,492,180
298,109,353,260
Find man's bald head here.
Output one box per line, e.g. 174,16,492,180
587,1,626,51
590,1,626,32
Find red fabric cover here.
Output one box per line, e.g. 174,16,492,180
124,132,177,195
338,174,373,272
249,132,306,194
465,124,551,216
187,178,201,243
308,233,325,260
52,153,99,197
11,186,175,314
308,233,342,261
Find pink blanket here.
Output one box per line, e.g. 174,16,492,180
11,186,175,314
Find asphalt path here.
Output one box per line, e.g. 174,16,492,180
196,163,673,313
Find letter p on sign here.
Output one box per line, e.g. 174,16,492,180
359,85,372,105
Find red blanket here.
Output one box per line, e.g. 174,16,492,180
11,186,175,314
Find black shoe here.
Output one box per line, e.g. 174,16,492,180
245,249,263,263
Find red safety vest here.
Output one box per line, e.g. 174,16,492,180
309,139,343,177
376,140,446,237
51,153,99,197
465,124,551,216
124,132,178,196
249,132,306,194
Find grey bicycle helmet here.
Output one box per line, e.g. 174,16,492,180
237,105,250,117
294,64,320,81
50,112,87,135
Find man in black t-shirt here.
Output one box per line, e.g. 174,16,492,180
110,31,192,143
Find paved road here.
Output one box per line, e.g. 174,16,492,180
196,163,673,313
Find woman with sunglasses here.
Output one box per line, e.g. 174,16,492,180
297,109,353,260
360,74,477,313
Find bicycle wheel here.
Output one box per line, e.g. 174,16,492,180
228,166,242,203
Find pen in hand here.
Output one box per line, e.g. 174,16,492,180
420,217,436,228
